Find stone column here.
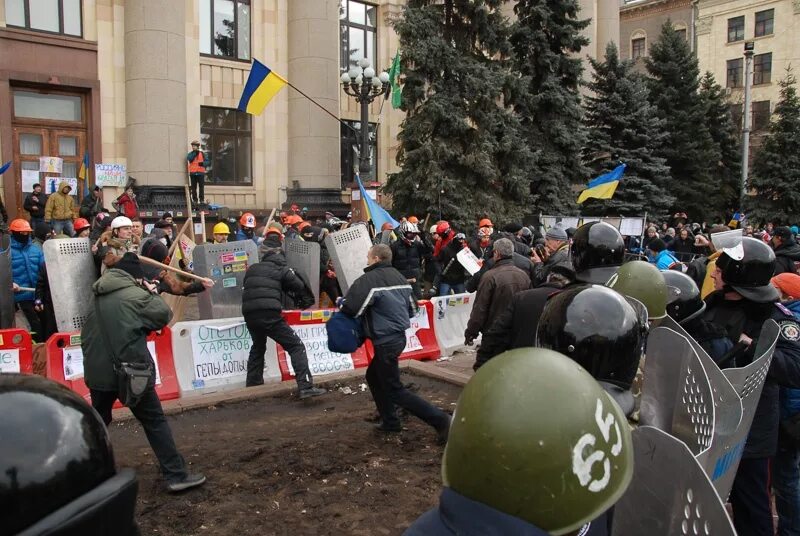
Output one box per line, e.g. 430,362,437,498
124,0,187,186
287,0,340,189
595,0,620,56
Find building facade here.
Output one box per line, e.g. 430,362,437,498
619,0,694,72
0,0,406,219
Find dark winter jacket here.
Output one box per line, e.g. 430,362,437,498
79,193,103,219
391,238,430,280
669,236,696,262
405,487,609,536
241,249,313,317
10,236,45,303
774,241,800,275
465,258,531,340
340,260,417,345
23,191,47,219
468,238,493,262
82,269,172,391
236,228,261,246
532,243,571,287
475,284,563,369
466,252,535,293
436,239,468,285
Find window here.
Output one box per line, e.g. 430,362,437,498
341,120,377,187
753,52,772,85
729,104,743,131
727,16,744,42
200,107,252,185
751,100,771,131
13,90,82,122
726,58,743,88
674,28,687,41
755,9,774,37
340,0,378,72
5,0,82,37
199,0,250,60
631,37,646,60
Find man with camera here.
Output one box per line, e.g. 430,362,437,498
531,225,571,287
82,252,206,493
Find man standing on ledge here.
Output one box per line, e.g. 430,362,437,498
186,140,207,206
340,244,451,444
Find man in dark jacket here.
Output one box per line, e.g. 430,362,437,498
23,183,47,230
464,239,530,345
531,225,572,287
79,186,104,220
772,226,800,275
341,244,451,443
391,221,430,299
241,231,325,398
435,232,469,296
82,253,206,493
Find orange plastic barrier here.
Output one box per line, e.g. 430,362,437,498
399,301,440,362
0,328,34,374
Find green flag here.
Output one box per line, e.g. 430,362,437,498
388,51,402,109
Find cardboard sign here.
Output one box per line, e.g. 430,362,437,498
95,163,127,187
40,156,63,173
0,348,20,373
285,323,355,376
190,323,252,381
457,248,483,275
63,346,84,380
619,218,645,236
403,306,430,353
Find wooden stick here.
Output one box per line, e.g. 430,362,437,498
200,210,207,243
184,184,196,242
16,287,35,292
137,255,212,284
168,218,191,257
262,208,276,236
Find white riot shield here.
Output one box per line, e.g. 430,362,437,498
285,239,320,307
324,224,372,295
43,238,96,332
192,240,258,320
710,229,743,251
0,235,13,329
612,426,736,536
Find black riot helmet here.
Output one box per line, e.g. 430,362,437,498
0,375,139,535
663,269,706,324
717,237,779,302
570,221,626,284
536,285,645,414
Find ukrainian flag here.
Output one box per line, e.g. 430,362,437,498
78,151,90,195
238,59,288,116
357,175,399,231
577,163,626,204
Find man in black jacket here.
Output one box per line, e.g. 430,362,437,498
79,186,104,220
242,230,325,399
341,244,451,443
23,183,47,230
390,221,430,299
772,226,800,275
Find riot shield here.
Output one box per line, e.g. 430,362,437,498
285,239,320,306
324,224,372,295
43,238,96,332
612,426,736,536
710,229,743,251
192,240,258,319
0,234,13,329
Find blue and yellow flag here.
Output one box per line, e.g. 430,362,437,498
0,161,10,175
577,164,626,204
357,175,399,231
238,59,288,115
78,151,90,196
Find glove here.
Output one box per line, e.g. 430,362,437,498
464,335,475,346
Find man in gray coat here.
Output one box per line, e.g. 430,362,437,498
532,225,572,286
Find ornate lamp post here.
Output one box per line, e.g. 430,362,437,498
340,58,390,179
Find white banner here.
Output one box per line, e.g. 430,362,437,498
40,156,63,173
95,163,127,187
285,323,355,376
0,348,20,373
190,323,252,381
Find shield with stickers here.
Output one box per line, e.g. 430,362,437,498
43,238,97,331
611,426,736,536
324,224,373,295
0,233,13,329
284,238,320,307
192,240,259,319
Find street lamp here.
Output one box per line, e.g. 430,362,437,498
341,58,390,179
741,41,755,208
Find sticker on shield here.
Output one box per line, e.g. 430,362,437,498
212,267,222,278
222,277,237,288
780,321,800,341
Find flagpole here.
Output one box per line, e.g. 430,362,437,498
285,82,359,137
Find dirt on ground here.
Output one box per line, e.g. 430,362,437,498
110,373,462,536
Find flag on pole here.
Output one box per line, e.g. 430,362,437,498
387,51,402,109
0,161,10,175
238,59,288,115
577,164,626,204
356,174,399,231
78,150,90,197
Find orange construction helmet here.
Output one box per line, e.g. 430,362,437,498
73,218,91,232
408,216,419,224
381,222,395,231
9,219,33,233
285,214,303,226
297,221,311,232
240,212,256,228
479,218,493,228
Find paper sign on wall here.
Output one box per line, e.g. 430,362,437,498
63,346,84,380
0,348,21,373
190,323,252,381
22,169,41,192
47,177,78,194
40,156,63,173
95,163,127,187
285,323,355,376
403,306,430,354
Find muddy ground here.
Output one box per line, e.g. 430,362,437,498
110,373,462,536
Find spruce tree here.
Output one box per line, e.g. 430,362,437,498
582,42,674,217
699,72,741,219
386,0,535,229
645,21,718,220
509,0,590,214
748,70,800,223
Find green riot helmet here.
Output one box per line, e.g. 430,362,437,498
570,221,626,284
662,269,706,324
606,260,668,322
536,285,644,393
443,349,633,535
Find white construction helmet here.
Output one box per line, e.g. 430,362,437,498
111,216,133,229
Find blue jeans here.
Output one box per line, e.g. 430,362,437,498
438,282,465,296
776,437,800,536
51,219,74,237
